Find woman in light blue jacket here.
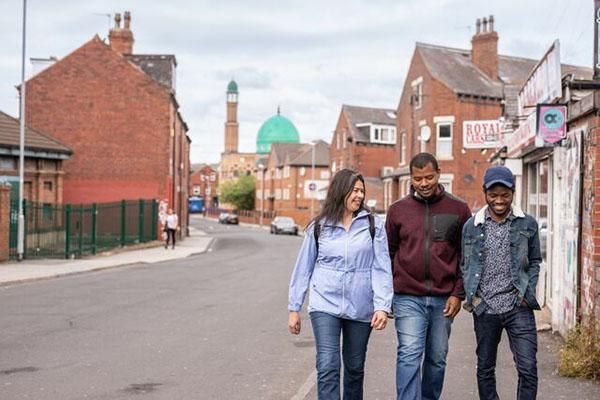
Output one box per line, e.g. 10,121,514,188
288,169,394,400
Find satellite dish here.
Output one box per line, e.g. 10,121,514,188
420,126,431,142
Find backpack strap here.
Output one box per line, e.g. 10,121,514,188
367,213,375,241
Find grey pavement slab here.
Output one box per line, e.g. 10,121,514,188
0,227,213,286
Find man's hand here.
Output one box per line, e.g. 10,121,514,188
288,311,301,334
443,296,461,318
371,310,388,330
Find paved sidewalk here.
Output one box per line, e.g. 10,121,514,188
0,227,214,286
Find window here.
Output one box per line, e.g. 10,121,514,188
370,124,396,144
434,116,454,159
0,157,16,170
336,133,340,150
401,132,407,164
275,168,282,179
439,174,454,193
299,167,306,176
275,189,281,199
283,188,290,200
43,181,53,191
436,124,452,158
331,161,336,173
411,77,423,109
283,166,290,178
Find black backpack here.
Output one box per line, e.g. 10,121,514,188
314,213,376,255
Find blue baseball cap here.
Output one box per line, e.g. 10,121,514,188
483,166,515,190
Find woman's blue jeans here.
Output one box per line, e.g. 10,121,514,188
473,305,538,400
310,311,372,400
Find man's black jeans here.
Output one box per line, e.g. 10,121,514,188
473,305,538,400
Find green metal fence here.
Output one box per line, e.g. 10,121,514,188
8,199,158,260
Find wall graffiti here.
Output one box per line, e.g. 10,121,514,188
553,130,582,334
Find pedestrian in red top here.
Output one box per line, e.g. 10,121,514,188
385,153,471,400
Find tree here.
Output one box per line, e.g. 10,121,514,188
219,175,255,210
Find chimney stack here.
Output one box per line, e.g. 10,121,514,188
471,15,499,80
108,11,134,55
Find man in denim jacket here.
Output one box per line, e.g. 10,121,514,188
461,166,541,400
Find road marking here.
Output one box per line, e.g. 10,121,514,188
290,370,316,400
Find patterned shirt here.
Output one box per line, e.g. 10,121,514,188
478,210,518,314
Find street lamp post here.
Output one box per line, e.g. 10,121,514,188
310,142,315,219
258,164,265,226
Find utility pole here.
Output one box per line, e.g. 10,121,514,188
17,0,28,261
594,0,600,79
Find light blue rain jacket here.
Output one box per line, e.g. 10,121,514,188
288,209,393,323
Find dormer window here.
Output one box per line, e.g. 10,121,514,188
357,123,396,144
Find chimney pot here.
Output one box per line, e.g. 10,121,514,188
124,11,131,29
476,18,481,34
489,15,494,32
114,13,121,29
482,17,488,33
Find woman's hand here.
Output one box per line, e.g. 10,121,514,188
288,311,301,334
371,310,388,330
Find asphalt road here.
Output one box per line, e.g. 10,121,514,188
0,216,598,399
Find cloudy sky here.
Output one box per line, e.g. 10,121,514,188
0,0,593,163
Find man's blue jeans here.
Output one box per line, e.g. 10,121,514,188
473,305,538,400
310,311,372,400
393,294,452,400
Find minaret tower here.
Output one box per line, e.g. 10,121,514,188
224,80,239,153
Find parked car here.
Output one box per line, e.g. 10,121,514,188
218,212,239,225
270,216,298,235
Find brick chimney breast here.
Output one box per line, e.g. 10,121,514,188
471,15,499,80
108,11,134,55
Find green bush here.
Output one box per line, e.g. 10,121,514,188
558,320,600,381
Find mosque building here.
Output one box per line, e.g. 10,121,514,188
217,80,301,201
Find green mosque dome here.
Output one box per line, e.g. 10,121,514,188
256,108,300,154
227,80,238,93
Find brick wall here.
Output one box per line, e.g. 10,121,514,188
25,37,172,205
580,115,599,324
0,185,10,261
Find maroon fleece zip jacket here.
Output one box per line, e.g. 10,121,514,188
385,185,471,299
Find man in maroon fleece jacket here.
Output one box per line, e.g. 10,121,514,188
385,153,471,400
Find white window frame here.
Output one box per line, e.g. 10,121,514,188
299,167,306,176
283,188,290,200
283,166,290,178
275,188,282,200
331,161,336,173
411,76,423,109
439,173,454,193
400,132,407,165
434,116,455,160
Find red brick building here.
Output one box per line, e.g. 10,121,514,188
385,16,589,211
257,140,329,227
0,111,72,204
330,105,396,211
22,12,190,236
189,164,218,208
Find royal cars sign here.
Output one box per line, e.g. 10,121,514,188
462,120,501,148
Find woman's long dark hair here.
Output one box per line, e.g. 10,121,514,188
309,169,367,228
